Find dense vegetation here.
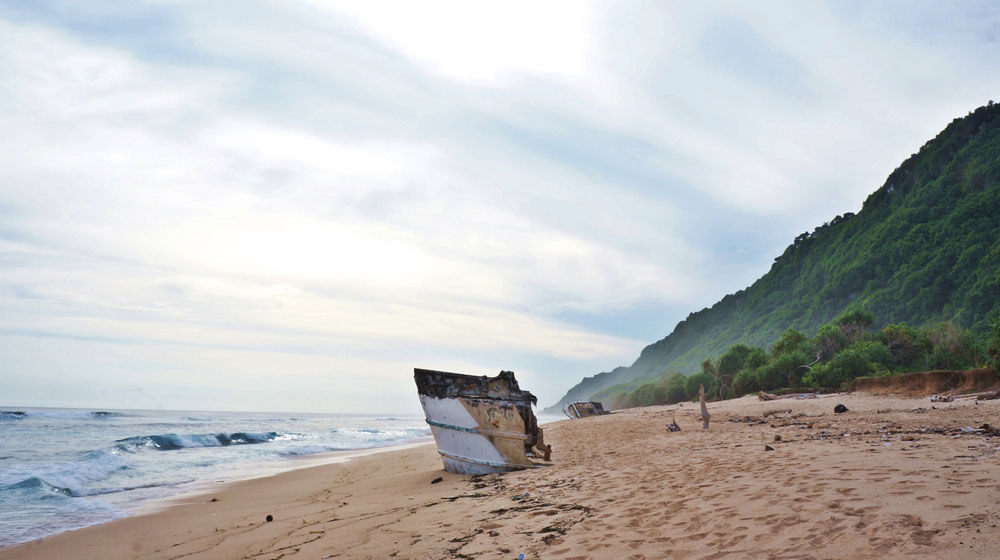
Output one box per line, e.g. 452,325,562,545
608,311,999,408
548,102,1000,412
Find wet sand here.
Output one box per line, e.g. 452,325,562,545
2,392,999,559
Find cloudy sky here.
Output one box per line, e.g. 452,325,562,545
1,1,998,413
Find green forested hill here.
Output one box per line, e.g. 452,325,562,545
548,102,1000,412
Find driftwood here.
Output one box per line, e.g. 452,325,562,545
930,391,1000,402
536,443,552,461
781,392,821,400
700,384,710,429
762,408,792,417
958,391,1000,400
533,428,552,461
760,391,819,401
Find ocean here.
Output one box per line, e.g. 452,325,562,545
0,407,434,547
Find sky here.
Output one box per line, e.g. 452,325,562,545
1,1,999,414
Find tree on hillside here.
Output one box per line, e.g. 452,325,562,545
813,324,848,361
714,344,767,399
731,367,762,396
663,372,688,403
722,346,769,397
764,350,813,388
988,319,1000,371
770,329,810,357
700,359,719,398
847,340,894,373
923,321,981,370
836,310,875,345
685,371,714,400
806,348,875,388
878,323,931,367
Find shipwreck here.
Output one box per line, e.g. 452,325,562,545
414,368,551,475
562,400,610,419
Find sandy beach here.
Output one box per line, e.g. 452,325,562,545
2,392,999,559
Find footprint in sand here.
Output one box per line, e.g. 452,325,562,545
716,534,747,548
910,528,938,546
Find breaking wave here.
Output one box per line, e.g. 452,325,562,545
89,411,125,418
1,477,73,499
115,432,280,452
0,450,132,500
0,410,127,420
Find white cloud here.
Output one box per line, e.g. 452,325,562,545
0,14,658,410
1,1,999,411
310,0,602,86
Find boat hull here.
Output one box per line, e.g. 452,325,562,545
414,368,548,475
563,400,610,419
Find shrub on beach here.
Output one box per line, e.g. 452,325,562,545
990,319,1000,371
629,381,668,407
878,323,931,367
684,372,714,400
779,352,812,387
849,340,894,368
809,348,875,388
922,321,982,370
813,324,848,361
663,372,688,404
731,367,763,396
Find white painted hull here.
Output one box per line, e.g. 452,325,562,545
414,368,548,475
418,395,532,475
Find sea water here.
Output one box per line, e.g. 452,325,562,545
0,407,432,547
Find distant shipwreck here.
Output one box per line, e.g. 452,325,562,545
414,368,551,474
562,401,610,419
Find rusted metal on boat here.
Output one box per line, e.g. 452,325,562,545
562,401,609,419
414,368,551,475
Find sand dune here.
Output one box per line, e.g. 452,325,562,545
2,392,998,559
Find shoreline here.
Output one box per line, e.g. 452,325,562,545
0,443,452,560
130,438,436,516
0,408,435,548
3,393,999,559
